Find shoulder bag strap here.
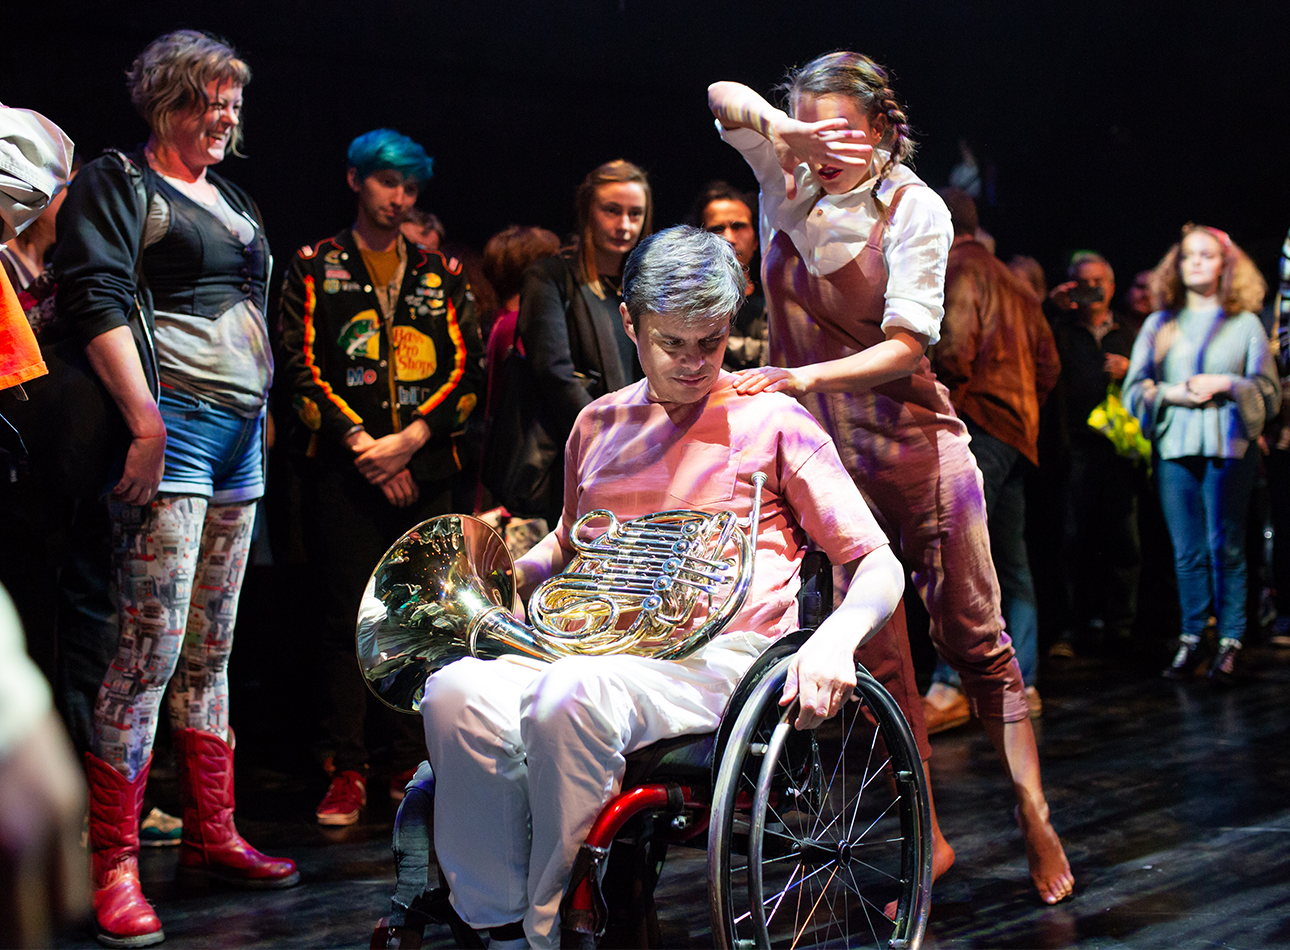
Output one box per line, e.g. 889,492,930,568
106,149,160,397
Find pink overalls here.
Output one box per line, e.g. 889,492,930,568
764,185,1028,728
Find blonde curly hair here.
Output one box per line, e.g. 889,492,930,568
1149,223,1266,315
126,30,251,155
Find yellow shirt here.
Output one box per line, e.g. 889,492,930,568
360,246,400,293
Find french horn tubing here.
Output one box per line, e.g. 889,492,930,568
357,472,767,713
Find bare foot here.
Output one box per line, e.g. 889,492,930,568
1015,802,1073,904
884,827,955,920
932,828,957,880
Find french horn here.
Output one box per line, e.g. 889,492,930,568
357,473,767,713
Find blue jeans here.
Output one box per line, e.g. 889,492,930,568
1157,452,1259,643
935,421,1039,687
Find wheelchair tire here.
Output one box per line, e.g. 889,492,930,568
708,656,931,950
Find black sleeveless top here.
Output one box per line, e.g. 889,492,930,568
143,175,269,319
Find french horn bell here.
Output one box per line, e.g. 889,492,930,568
357,473,767,713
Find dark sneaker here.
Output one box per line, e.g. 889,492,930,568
1208,640,1240,686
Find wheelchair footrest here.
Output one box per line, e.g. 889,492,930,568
560,783,694,945
560,843,610,942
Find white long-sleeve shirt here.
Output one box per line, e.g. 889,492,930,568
717,122,951,344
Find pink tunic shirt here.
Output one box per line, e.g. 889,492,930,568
545,374,887,643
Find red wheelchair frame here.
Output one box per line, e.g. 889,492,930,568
373,555,932,950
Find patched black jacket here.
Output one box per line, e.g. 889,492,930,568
278,229,483,480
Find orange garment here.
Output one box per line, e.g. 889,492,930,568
0,267,45,390
359,246,400,291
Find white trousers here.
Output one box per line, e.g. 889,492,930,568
421,631,770,949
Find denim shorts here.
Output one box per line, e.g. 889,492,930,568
157,387,266,504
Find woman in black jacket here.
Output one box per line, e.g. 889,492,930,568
53,30,297,948
506,159,651,524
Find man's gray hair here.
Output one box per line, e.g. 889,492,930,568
1067,250,1114,283
622,226,746,327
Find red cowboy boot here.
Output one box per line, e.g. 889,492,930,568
173,728,300,888
86,752,164,947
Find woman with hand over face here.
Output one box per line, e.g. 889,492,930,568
54,30,295,948
1124,225,1278,685
710,51,1073,906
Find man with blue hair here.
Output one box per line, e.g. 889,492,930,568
279,128,483,825
346,127,434,185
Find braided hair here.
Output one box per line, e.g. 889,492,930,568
778,51,916,220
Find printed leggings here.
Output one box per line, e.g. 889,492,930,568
92,496,256,781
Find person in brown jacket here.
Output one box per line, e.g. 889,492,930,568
925,187,1060,730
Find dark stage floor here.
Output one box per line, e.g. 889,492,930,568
52,638,1290,949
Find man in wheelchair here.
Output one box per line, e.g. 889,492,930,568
420,226,905,949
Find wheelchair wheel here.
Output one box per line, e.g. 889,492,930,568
709,656,931,950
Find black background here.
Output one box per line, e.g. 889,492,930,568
7,1,1288,297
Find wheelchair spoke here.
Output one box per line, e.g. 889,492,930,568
841,858,865,901
763,788,797,828
787,864,823,947
802,752,893,847
812,708,866,839
762,861,802,930
798,861,812,939
760,850,809,869
732,860,851,931
763,857,838,910
838,856,903,950
853,874,884,950
846,789,901,845
845,729,890,841
820,702,882,836
816,762,893,845
846,757,880,841
822,871,849,950
847,854,906,885
788,862,840,950
712,655,930,950
809,709,893,846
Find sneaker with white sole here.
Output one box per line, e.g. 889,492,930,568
316,770,367,826
140,806,183,847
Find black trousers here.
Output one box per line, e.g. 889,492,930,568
1058,439,1143,637
299,459,455,774
1,361,120,758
